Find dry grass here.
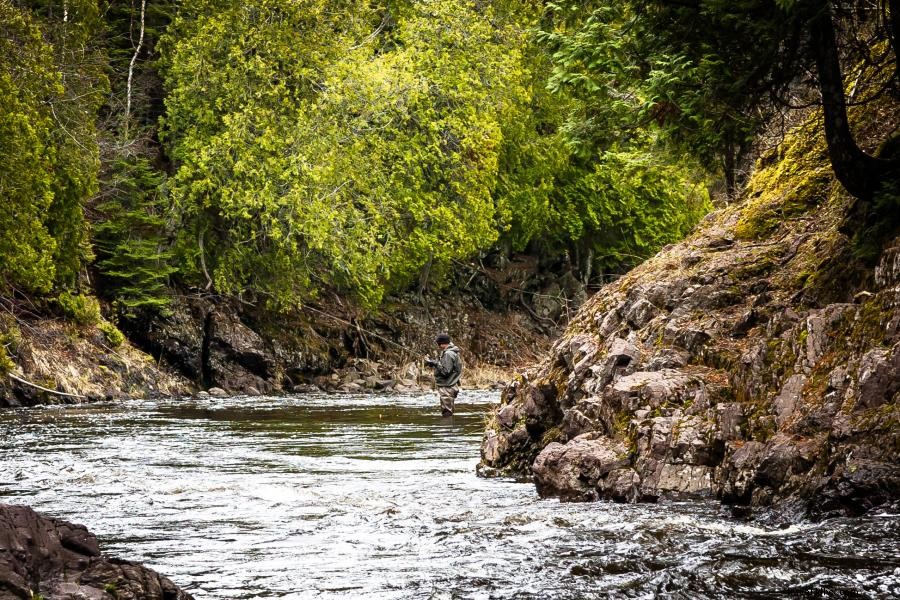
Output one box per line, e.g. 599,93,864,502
461,363,518,389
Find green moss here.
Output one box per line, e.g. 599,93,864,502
0,345,13,376
732,249,783,279
0,319,21,375
735,116,831,241
99,321,125,348
540,426,562,446
613,410,631,435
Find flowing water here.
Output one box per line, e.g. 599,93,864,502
1,391,898,599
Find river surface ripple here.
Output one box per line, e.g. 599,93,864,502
1,392,898,599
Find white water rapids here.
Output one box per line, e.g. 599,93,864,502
1,391,898,599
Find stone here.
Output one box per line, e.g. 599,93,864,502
715,403,746,441
624,298,660,329
375,379,397,391
498,403,522,429
0,503,192,599
773,374,806,426
532,434,630,501
655,464,714,497
601,468,642,502
856,344,900,410
207,387,228,398
292,384,321,393
803,304,854,369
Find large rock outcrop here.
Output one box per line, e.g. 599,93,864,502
0,504,192,600
478,118,900,521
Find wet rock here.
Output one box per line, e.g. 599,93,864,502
478,181,900,519
497,403,522,429
532,434,630,501
375,379,397,391
719,441,766,504
292,384,321,394
0,503,192,600
601,468,642,502
655,464,714,497
207,387,228,398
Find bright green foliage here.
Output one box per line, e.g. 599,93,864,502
548,149,710,272
94,158,176,315
0,1,62,293
98,321,126,348
0,321,20,375
539,1,786,191
56,292,101,326
0,0,106,294
3,0,713,316
160,0,543,306
23,0,108,286
160,0,709,305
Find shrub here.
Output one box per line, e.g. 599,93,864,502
98,321,126,348
57,292,101,326
0,345,13,376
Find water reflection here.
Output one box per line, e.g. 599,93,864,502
0,392,898,599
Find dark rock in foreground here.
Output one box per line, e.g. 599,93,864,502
0,503,192,600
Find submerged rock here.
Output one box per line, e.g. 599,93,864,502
0,503,192,599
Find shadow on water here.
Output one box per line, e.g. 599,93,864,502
1,391,898,599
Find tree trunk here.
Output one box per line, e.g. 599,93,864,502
724,145,737,201
888,0,899,78
809,3,894,200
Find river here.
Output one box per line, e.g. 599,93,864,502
1,391,898,599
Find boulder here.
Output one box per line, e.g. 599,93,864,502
0,503,192,600
532,434,630,501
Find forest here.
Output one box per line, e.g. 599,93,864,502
1,2,899,597
1,0,898,348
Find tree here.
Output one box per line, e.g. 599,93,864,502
542,0,899,202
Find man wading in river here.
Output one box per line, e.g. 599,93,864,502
424,333,462,416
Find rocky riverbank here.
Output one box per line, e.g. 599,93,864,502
478,115,900,521
0,504,192,599
1,254,579,406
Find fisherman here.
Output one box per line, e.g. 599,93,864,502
424,332,462,416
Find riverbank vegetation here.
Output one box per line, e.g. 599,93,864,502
2,0,712,315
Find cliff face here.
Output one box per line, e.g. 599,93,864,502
478,117,900,521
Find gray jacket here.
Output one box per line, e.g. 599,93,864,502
433,344,462,387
